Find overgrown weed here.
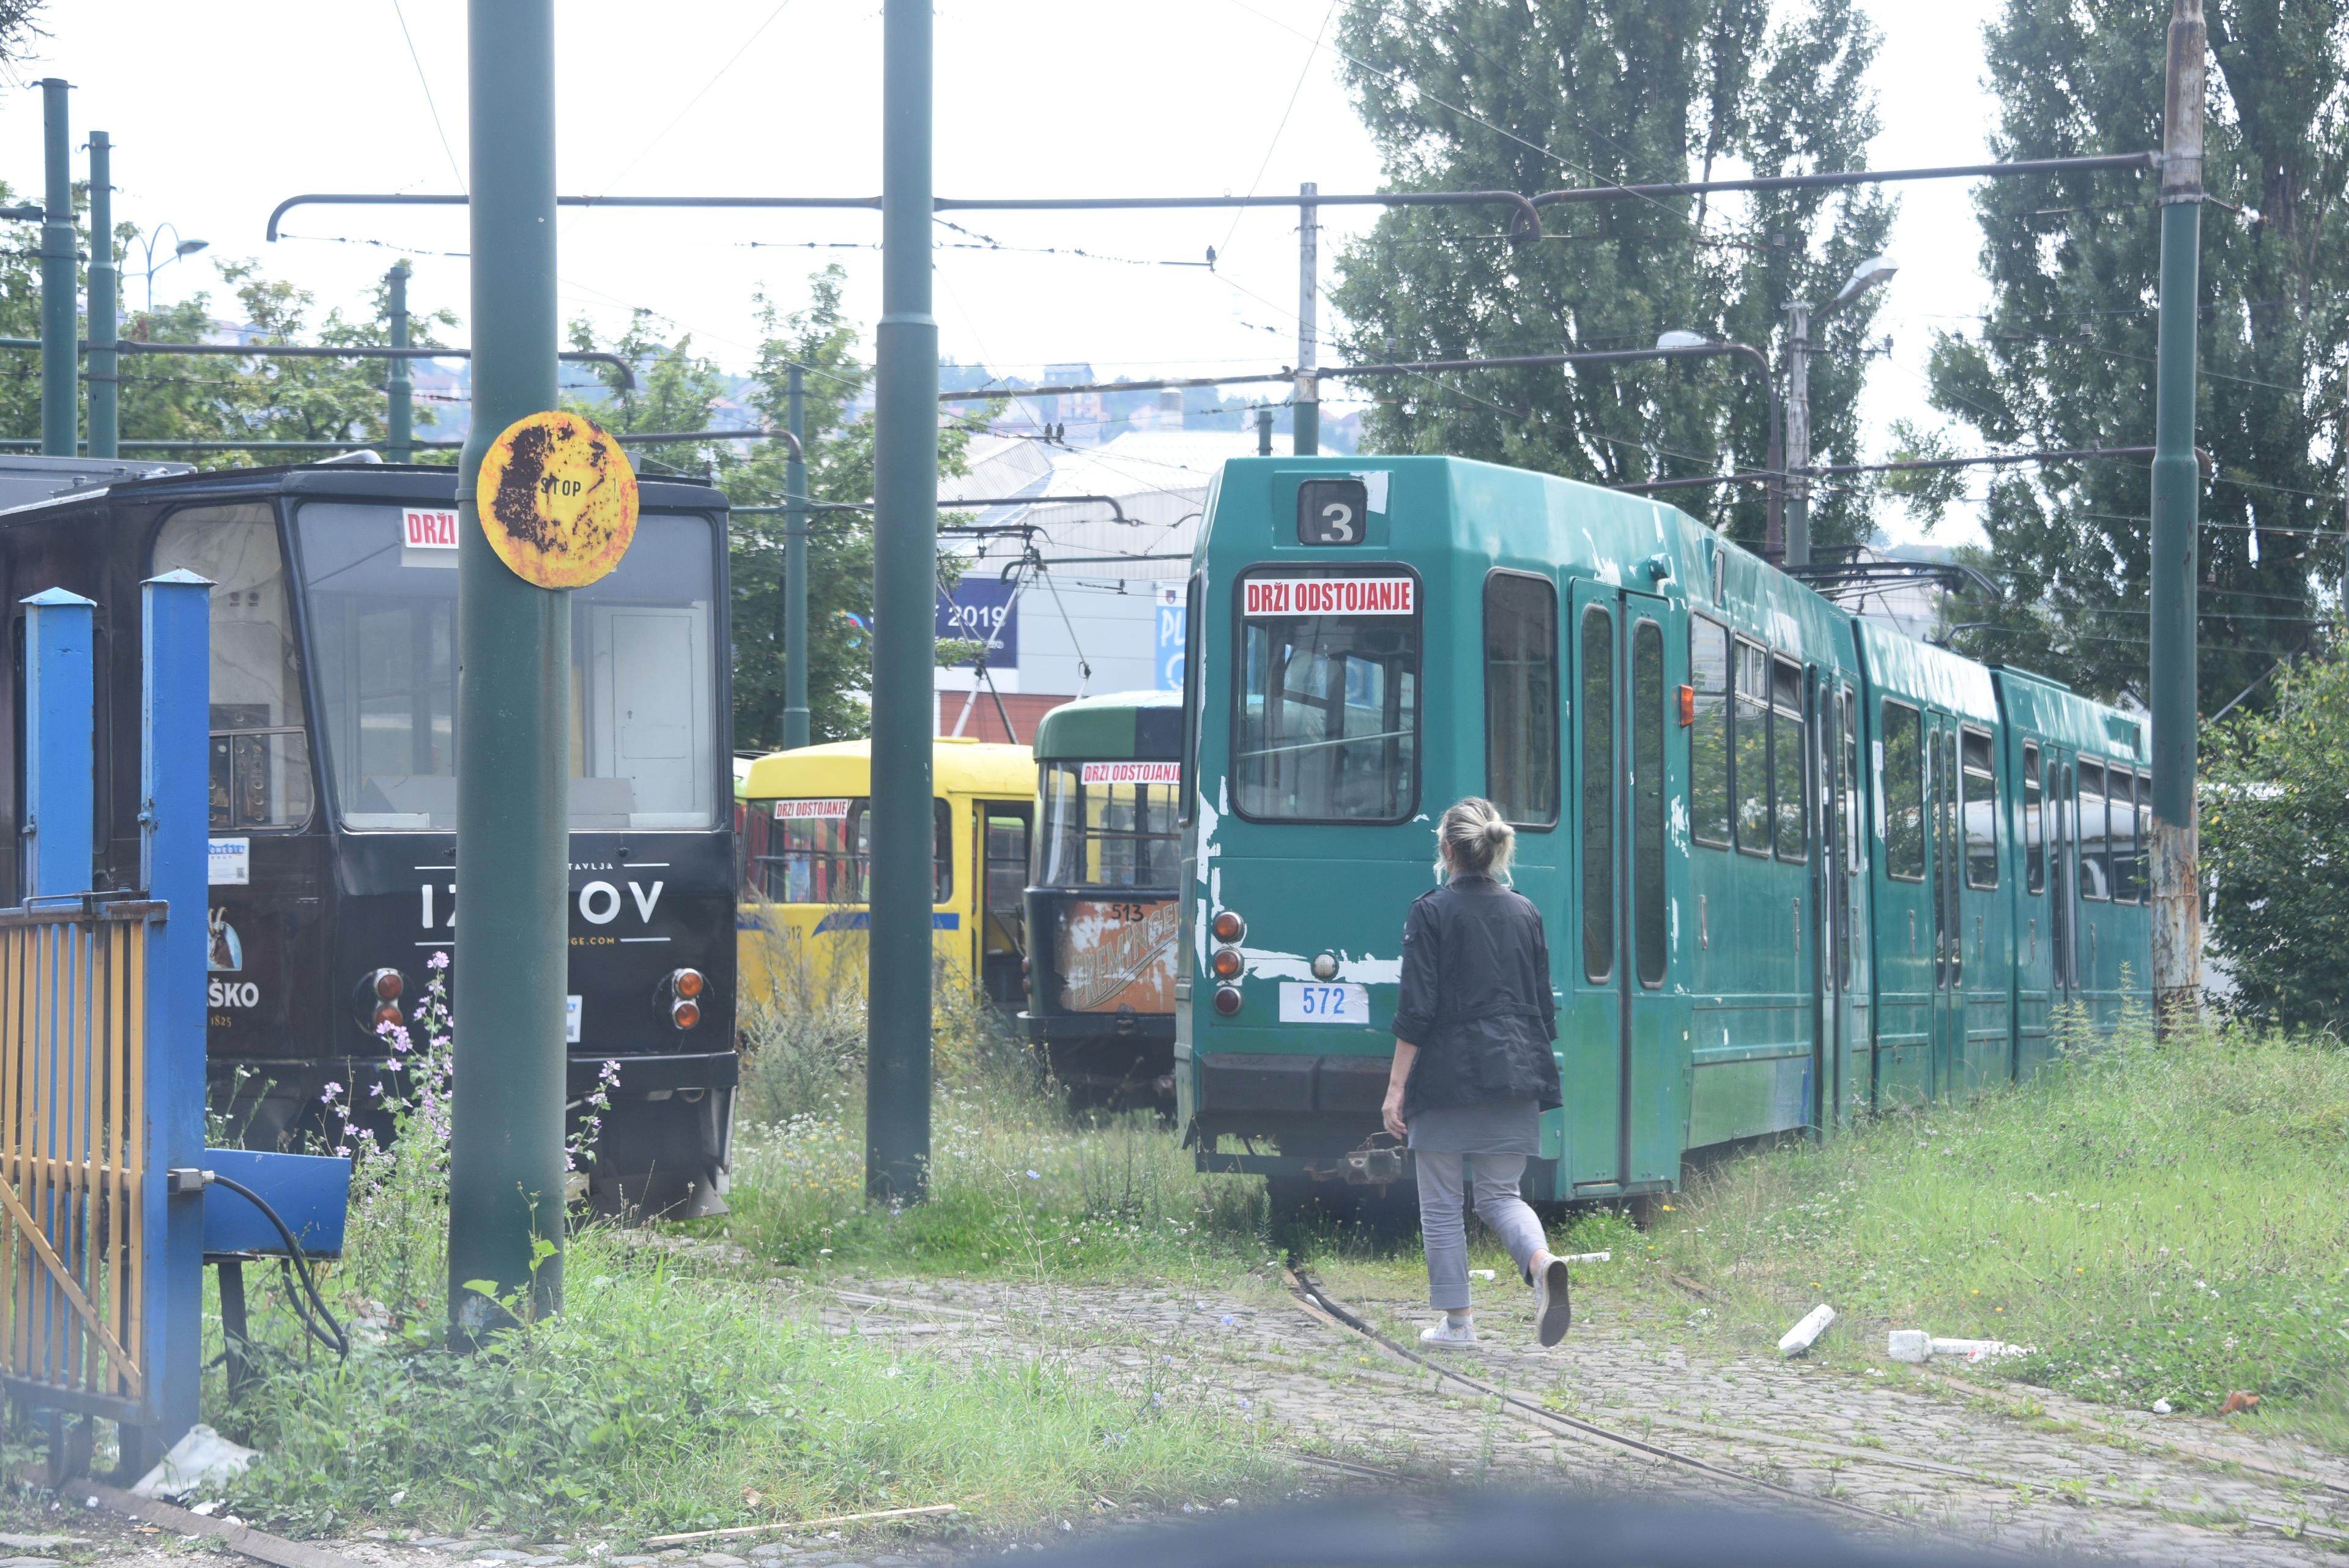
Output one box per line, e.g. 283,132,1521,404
1652,1008,2349,1427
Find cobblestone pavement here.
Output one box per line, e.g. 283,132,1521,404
42,1265,2349,1566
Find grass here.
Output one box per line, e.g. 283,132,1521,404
221,1230,1276,1540
198,960,1278,1540
1649,1008,2349,1430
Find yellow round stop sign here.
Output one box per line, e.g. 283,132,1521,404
475,409,640,589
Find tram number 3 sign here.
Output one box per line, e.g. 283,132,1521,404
1297,478,1370,546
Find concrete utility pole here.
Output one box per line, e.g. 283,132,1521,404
39,80,73,457
86,131,117,460
1780,301,1810,565
387,261,413,463
2149,0,2207,1027
447,0,569,1334
784,362,811,751
867,0,938,1203
1294,181,1318,457
1781,256,1896,567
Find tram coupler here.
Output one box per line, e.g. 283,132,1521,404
1342,1134,1406,1185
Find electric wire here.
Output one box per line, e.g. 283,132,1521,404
388,0,465,196
599,0,799,198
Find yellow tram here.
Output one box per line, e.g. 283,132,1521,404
735,738,1035,1009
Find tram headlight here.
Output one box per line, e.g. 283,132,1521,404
671,998,703,1030
670,967,705,1000
1211,910,1246,944
1211,984,1242,1017
1209,947,1244,980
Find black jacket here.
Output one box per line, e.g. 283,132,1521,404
1392,874,1563,1117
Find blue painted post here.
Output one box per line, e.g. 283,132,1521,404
137,570,210,1464
21,588,94,899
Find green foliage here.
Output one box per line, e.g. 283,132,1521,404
1924,0,2345,708
1327,0,1896,554
2205,644,2349,1031
565,267,984,749
1653,1013,2349,1419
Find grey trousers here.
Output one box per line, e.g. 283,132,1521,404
1414,1150,1548,1311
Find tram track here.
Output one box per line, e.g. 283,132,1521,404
1280,1266,2349,1551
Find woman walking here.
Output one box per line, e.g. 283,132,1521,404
1381,797,1572,1347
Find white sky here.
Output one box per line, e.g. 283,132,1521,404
11,0,2005,544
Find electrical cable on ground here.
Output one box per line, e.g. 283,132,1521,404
206,1174,350,1361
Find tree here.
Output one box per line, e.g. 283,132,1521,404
1918,0,2349,711
2203,644,2349,1031
566,266,981,750
1327,0,1896,554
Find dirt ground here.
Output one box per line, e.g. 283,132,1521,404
29,1262,2349,1567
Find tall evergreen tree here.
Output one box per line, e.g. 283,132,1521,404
1329,0,1896,554
1918,0,2349,709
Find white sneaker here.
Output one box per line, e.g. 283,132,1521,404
1534,1257,1572,1347
1419,1318,1477,1346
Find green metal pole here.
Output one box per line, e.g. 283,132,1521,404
867,0,936,1203
86,131,116,461
784,362,810,750
387,261,413,464
448,0,568,1337
2148,0,2206,1027
39,80,75,458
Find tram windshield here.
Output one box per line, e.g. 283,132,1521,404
286,503,721,831
1035,760,1180,888
1234,577,1420,822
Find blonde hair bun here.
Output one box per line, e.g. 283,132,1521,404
1435,797,1516,882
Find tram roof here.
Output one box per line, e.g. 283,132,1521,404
0,459,728,526
738,737,1033,801
1029,689,1181,764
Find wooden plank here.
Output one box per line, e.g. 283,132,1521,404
84,1482,372,1568
640,1504,960,1548
122,930,146,1384
104,923,130,1401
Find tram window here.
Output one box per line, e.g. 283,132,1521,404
1482,572,1559,828
1632,619,1667,986
2076,762,2110,900
1961,727,1998,889
985,809,1028,921
1036,762,1180,889
1732,639,1770,856
152,504,316,833
1883,700,1924,881
1234,575,1420,822
1688,615,1731,847
295,504,719,831
2112,769,2145,904
1579,606,1614,982
1771,656,1805,862
2022,741,2045,894
1839,688,1860,880
746,797,952,904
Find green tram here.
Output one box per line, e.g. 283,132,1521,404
1023,690,1184,1104
1176,457,2150,1202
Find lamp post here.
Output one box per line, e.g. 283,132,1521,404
1783,255,1898,567
135,225,209,313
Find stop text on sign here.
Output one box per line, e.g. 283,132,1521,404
1242,576,1416,617
1080,760,1181,786
403,507,459,549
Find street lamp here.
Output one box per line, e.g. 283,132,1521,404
1784,254,1898,567
1655,331,1784,535
135,225,209,313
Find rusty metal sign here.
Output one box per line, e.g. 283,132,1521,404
474,410,639,589
1055,898,1180,1014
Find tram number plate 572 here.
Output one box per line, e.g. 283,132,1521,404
1279,981,1370,1024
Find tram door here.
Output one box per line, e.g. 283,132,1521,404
1565,582,1675,1190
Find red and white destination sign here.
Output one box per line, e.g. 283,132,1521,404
1242,576,1416,617
771,797,853,820
403,507,460,550
1080,760,1181,786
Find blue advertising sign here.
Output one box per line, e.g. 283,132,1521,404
937,578,1019,669
1155,584,1187,692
